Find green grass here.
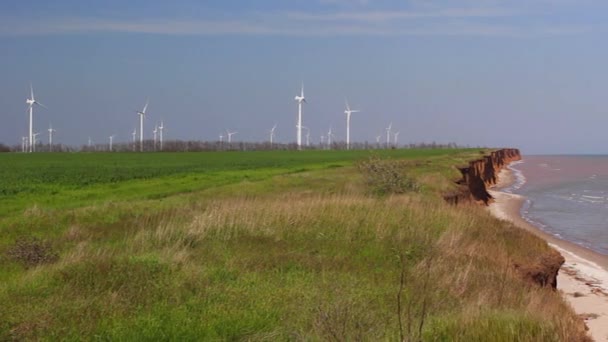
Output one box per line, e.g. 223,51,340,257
0,149,589,341
0,149,469,217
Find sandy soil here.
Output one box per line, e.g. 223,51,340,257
488,167,608,341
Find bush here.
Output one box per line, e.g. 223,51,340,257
357,156,419,195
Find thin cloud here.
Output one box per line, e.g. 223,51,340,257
0,8,596,38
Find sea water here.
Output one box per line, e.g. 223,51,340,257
506,156,608,255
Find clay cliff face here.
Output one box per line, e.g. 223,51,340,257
444,148,563,290
444,148,521,205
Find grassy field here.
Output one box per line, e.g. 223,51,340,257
0,149,588,340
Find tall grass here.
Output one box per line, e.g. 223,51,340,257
0,150,589,340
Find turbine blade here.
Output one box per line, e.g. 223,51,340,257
142,98,149,114
345,98,350,112
30,83,35,101
35,101,48,109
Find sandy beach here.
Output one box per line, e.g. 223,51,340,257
488,166,608,341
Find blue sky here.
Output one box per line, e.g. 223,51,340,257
1,0,607,153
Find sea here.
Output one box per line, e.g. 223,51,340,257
503,156,608,256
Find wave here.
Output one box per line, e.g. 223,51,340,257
502,160,526,193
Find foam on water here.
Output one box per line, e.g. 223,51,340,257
502,160,526,193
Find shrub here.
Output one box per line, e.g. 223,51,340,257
357,156,419,195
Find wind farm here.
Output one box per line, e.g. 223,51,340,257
9,81,461,153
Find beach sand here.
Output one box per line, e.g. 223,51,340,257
489,167,608,341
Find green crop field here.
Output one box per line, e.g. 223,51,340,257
0,149,588,341
0,149,468,217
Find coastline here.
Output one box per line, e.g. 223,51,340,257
488,165,608,341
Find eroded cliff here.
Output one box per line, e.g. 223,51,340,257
444,149,564,290
444,148,521,205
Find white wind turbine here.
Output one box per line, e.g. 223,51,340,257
131,128,137,151
394,131,400,146
158,121,164,151
21,137,27,153
136,99,149,152
88,137,92,148
301,126,310,147
294,83,306,150
269,124,277,147
386,122,392,148
109,135,115,152
226,130,238,144
47,124,56,152
344,99,360,150
26,84,47,153
32,132,40,152
153,125,158,151
327,126,333,149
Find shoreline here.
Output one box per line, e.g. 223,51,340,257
488,165,608,341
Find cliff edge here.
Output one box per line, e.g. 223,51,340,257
444,148,521,205
445,149,563,289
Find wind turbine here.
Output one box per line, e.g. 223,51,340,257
47,124,56,152
88,137,92,148
26,84,47,153
269,124,277,147
301,126,310,147
226,130,238,144
158,121,164,151
294,83,306,150
327,126,333,149
32,132,40,152
394,131,400,146
109,135,115,152
344,99,360,150
131,128,137,151
21,137,27,153
136,99,149,152
386,122,392,148
153,125,158,151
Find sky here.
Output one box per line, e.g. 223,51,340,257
1,0,608,154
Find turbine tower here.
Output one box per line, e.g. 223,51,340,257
136,99,149,152
158,121,164,151
26,84,47,153
294,83,306,150
21,137,27,153
109,135,115,152
300,126,310,147
327,126,333,149
269,124,277,147
386,122,392,148
131,128,137,151
47,124,56,152
153,125,158,151
344,99,360,150
394,131,400,146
